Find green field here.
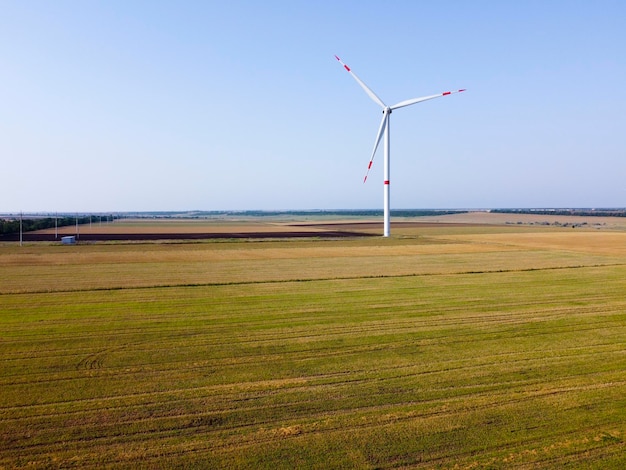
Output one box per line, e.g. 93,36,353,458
1,222,626,468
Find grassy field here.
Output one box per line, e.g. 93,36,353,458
1,218,625,468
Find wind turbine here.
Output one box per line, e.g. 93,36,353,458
335,55,465,237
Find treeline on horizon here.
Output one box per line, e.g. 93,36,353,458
104,210,470,219
492,209,626,217
223,210,469,217
0,216,94,235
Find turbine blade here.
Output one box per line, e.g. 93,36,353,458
364,112,388,183
335,55,386,108
391,89,466,111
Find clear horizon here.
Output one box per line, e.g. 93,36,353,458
3,207,626,218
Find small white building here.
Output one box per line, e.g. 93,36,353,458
61,236,76,245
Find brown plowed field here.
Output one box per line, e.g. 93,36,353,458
0,229,375,242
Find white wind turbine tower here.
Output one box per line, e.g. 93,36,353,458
335,55,465,237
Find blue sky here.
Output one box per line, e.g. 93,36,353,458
2,0,625,212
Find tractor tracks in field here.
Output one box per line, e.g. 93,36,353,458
75,349,109,370
74,342,144,371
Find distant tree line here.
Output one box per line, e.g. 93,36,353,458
390,210,468,217
110,210,470,219
0,216,94,235
193,210,469,218
492,209,626,218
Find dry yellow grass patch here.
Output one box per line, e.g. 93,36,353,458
0,235,619,295
3,223,625,295
437,231,626,256
0,240,514,267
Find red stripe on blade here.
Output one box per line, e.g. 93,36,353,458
384,180,390,185
443,91,451,96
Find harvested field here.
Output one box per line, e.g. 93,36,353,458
1,216,625,468
414,211,626,228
